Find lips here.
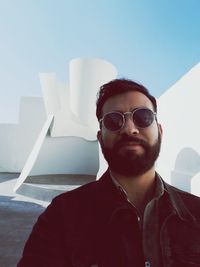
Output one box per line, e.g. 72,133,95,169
117,136,148,148
116,138,147,153
120,142,143,150
121,141,142,146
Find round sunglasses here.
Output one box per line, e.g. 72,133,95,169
99,107,157,132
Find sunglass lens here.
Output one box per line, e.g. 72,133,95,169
103,113,123,131
134,109,154,128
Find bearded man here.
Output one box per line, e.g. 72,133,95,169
18,79,200,267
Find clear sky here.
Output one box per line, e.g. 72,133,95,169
0,0,200,123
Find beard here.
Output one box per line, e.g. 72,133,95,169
100,132,161,177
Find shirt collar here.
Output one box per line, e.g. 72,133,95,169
110,169,165,203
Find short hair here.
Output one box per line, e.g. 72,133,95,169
96,78,157,120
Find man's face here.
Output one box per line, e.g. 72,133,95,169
97,91,162,176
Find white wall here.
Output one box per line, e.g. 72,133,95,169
0,124,18,172
2,58,200,196
0,97,46,172
31,137,99,176
157,63,200,194
3,58,117,190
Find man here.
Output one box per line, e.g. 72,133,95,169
18,79,200,267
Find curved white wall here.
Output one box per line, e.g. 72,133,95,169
157,63,200,192
69,58,117,131
0,97,46,172
1,58,200,196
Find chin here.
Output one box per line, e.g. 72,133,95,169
120,150,144,159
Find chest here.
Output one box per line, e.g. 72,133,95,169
65,205,158,267
161,215,200,267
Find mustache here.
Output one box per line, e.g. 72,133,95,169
116,136,149,148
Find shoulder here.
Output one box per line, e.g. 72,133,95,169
46,172,111,215
164,181,200,217
53,179,101,206
52,170,111,207
165,182,200,201
35,180,103,230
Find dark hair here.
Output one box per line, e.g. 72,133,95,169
96,78,157,120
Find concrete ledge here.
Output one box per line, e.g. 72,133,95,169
16,174,96,202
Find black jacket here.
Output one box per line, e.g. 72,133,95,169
18,170,200,267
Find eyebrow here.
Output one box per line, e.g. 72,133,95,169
107,106,152,113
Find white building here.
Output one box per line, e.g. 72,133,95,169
0,58,200,197
157,63,200,196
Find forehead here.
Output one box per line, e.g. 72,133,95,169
102,91,154,114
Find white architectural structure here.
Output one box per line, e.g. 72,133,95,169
157,63,200,195
0,97,46,173
0,58,200,196
13,58,117,191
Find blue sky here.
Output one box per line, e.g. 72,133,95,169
0,0,200,123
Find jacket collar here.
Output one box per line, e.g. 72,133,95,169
98,170,196,222
110,169,165,204
157,173,196,222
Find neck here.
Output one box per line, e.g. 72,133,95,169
110,168,156,214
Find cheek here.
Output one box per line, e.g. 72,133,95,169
149,125,160,144
101,130,117,149
142,122,159,144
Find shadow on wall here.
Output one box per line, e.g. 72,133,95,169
171,147,200,193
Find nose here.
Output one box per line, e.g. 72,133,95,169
120,115,139,135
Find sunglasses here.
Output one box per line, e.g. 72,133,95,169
99,108,156,132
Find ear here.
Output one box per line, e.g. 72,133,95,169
97,130,102,144
158,123,163,138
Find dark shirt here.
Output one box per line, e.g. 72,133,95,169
111,172,165,267
17,170,200,267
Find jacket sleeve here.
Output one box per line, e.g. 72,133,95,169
17,196,71,267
